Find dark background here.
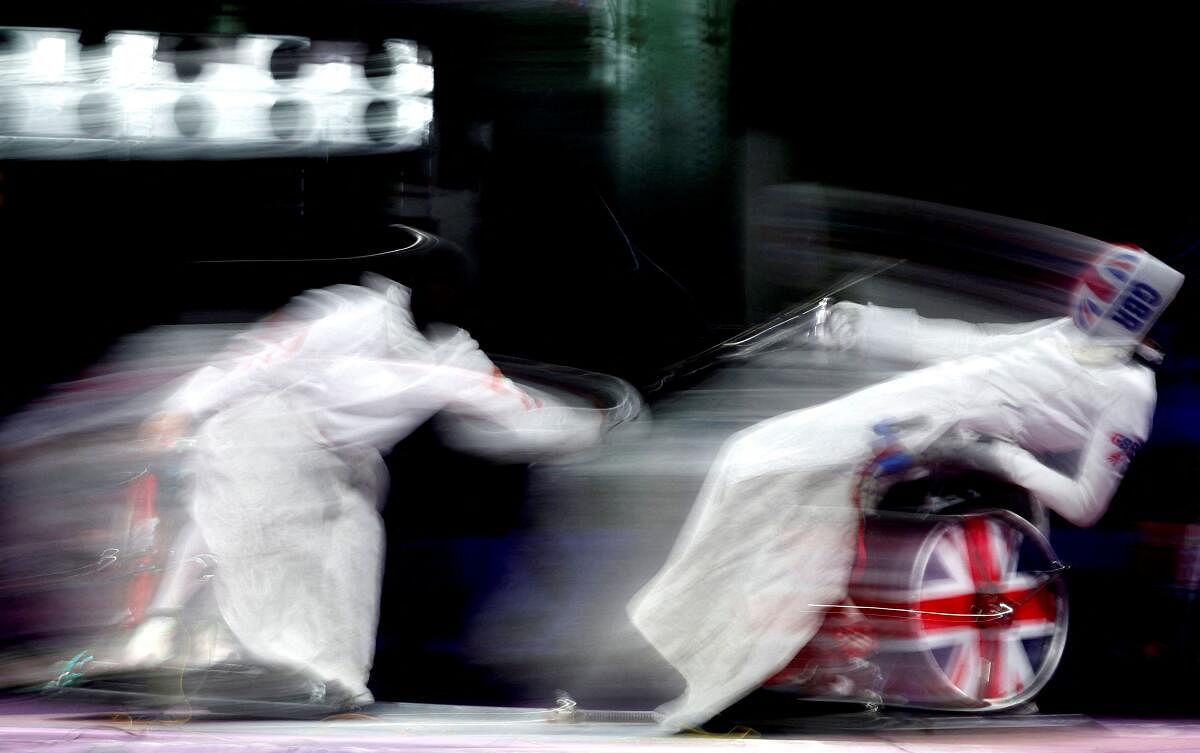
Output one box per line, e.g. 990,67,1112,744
3,2,1199,716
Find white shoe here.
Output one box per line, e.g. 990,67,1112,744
122,616,179,668
189,621,242,666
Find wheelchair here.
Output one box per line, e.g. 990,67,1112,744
766,466,1069,712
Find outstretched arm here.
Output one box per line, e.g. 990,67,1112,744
826,302,1060,366
427,326,606,461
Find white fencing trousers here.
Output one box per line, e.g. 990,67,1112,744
628,433,863,731
190,391,387,704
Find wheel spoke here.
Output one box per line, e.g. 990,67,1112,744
993,519,1023,580
963,516,1000,584
980,635,1005,698
948,635,980,694
933,526,975,591
1004,632,1036,694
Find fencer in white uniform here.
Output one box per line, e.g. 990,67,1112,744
129,273,606,707
629,247,1184,730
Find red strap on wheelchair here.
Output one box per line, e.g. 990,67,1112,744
850,449,895,577
123,472,160,627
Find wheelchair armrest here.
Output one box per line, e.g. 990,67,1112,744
875,467,1051,537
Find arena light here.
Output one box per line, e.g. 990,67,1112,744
1,28,80,83
0,27,435,158
309,61,355,94
395,63,434,97
107,32,160,87
30,36,68,82
377,39,434,96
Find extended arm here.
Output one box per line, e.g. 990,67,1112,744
427,326,606,460
827,302,1060,366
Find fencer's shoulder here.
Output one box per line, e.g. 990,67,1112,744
282,283,381,319
267,283,399,354
1039,317,1077,338
1121,361,1157,394
360,272,413,304
425,323,481,354
1099,361,1157,407
423,323,495,371
423,322,467,341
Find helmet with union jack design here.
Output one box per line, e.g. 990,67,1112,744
1072,245,1184,346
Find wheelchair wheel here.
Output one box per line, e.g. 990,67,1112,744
851,510,1068,711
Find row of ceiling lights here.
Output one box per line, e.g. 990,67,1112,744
0,28,434,155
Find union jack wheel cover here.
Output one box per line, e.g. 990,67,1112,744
897,510,1068,710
